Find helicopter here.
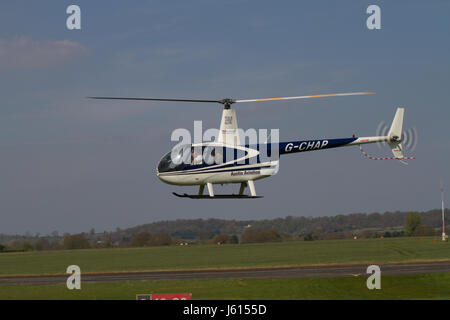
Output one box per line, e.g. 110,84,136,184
89,91,409,198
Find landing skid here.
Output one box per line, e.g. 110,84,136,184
172,192,263,199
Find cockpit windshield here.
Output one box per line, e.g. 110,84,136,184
157,144,191,173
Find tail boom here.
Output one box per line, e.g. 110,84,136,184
279,135,387,155
279,107,410,161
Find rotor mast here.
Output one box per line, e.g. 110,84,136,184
218,103,240,146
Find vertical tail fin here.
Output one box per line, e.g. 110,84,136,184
388,107,405,161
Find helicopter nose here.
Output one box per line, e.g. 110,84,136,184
156,171,169,184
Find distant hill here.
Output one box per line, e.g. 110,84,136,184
110,209,448,243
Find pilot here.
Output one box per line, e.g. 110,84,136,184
191,148,203,165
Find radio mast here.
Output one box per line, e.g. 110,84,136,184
441,181,447,241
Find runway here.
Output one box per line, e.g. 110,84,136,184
1,260,450,285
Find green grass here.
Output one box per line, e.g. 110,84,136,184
1,273,450,300
0,237,449,276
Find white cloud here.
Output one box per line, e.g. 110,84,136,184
0,36,89,71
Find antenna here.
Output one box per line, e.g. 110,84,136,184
441,180,447,241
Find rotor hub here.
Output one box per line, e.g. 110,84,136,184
220,98,235,109
389,134,401,143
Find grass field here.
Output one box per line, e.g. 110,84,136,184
1,273,450,300
0,237,449,276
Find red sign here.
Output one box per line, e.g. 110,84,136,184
151,293,192,300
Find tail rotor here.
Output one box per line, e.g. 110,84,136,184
361,107,417,164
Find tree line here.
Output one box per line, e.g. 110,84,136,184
0,209,446,252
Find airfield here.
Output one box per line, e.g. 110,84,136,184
2,261,450,285
1,237,449,299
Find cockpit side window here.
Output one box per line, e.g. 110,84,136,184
202,146,218,165
191,146,224,166
158,144,239,173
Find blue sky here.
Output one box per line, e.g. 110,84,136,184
0,1,449,234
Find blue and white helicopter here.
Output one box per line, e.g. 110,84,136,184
90,92,408,198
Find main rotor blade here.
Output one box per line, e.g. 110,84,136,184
234,91,375,103
88,91,375,106
88,97,222,103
